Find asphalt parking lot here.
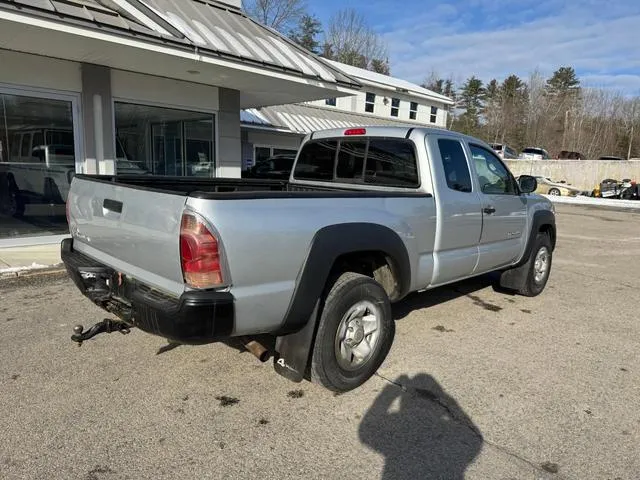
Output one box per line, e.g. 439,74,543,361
1,203,639,480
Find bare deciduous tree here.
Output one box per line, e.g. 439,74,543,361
323,9,388,72
243,0,306,32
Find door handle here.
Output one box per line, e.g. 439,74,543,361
483,206,496,215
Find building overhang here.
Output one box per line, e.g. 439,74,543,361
0,2,360,109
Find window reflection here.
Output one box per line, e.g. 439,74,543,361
114,102,215,177
0,93,76,239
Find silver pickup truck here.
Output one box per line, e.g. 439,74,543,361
62,126,555,392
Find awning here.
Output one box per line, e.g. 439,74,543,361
0,0,360,107
243,103,445,135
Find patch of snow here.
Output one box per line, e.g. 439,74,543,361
0,262,52,274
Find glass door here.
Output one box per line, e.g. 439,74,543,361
114,102,215,177
184,119,214,177
152,121,183,176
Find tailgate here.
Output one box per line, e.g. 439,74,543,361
67,176,187,296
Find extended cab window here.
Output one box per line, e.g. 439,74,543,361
470,144,517,195
294,140,337,180
294,138,419,188
365,140,419,187
437,139,472,193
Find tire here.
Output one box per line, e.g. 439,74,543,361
310,272,394,393
1,180,25,218
517,233,553,297
548,188,561,196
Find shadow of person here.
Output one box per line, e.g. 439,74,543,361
359,374,483,480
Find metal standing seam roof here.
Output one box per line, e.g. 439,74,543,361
0,0,360,88
242,103,447,135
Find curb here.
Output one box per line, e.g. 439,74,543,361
0,264,66,281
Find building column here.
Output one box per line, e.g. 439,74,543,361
217,88,241,178
81,64,115,175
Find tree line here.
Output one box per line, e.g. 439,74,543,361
425,67,640,159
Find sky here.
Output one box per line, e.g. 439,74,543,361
309,0,640,93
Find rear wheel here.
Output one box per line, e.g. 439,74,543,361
548,188,561,196
310,272,394,393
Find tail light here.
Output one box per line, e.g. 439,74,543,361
180,212,224,288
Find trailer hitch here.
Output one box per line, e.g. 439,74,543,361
71,319,132,346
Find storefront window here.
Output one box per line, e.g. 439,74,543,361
0,92,77,240
114,102,215,177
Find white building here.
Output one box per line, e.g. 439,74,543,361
240,60,454,167
0,0,358,245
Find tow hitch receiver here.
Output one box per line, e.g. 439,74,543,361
71,319,132,346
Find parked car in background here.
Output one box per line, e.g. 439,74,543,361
243,153,296,180
595,178,639,199
490,143,519,159
517,175,584,196
520,147,551,160
557,150,583,160
598,155,624,161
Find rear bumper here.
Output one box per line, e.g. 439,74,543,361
61,238,234,344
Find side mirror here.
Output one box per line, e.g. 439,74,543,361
518,175,537,194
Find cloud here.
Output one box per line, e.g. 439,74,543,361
380,0,640,92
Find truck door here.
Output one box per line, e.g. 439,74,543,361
428,136,483,286
467,143,528,272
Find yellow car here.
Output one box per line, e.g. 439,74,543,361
527,176,583,197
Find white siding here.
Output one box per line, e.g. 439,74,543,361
300,88,449,127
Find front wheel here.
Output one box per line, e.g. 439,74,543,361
518,233,553,297
310,272,394,393
548,188,561,196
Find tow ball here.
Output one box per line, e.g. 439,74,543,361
71,319,132,346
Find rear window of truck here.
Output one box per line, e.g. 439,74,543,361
294,138,419,188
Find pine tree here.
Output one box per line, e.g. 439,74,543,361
545,66,580,97
289,14,322,54
456,76,485,135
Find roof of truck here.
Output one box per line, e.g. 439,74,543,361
307,125,463,139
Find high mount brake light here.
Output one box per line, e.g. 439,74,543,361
180,212,224,288
344,128,367,136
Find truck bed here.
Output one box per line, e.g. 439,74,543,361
79,175,426,198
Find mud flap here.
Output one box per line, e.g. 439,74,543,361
499,256,530,291
273,302,320,383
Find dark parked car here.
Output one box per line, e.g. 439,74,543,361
557,150,583,160
243,154,295,180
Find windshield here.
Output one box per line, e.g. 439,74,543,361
522,148,545,155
